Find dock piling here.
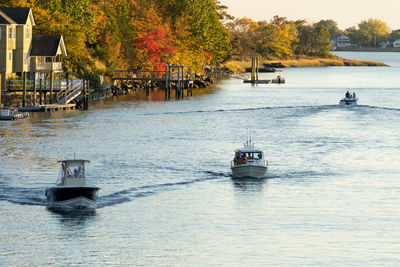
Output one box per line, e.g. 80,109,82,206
33,73,36,105
39,79,43,105
22,72,26,107
50,72,54,104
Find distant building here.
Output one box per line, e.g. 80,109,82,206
0,7,67,91
331,34,352,48
393,39,400,48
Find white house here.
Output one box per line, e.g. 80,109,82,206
335,34,351,48
393,39,400,48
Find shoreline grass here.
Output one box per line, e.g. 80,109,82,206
223,57,387,73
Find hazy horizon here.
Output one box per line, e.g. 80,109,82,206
220,0,400,30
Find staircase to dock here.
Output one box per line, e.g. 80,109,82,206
56,80,84,105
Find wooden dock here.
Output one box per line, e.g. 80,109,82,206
112,64,195,99
18,103,76,112
243,76,285,84
244,56,285,84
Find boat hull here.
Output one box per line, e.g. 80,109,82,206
339,98,357,105
231,165,267,178
46,186,99,209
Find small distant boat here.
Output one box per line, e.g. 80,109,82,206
230,138,268,178
45,159,100,210
340,91,358,105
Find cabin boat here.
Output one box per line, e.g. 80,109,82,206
231,140,268,178
45,159,100,209
339,97,358,105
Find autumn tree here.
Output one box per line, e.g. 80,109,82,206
315,19,341,40
226,17,259,58
255,21,296,59
133,27,175,71
355,18,389,47
153,0,230,67
296,24,331,57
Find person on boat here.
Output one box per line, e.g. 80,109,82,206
241,153,247,164
73,166,82,177
345,91,350,98
234,152,240,165
352,92,356,99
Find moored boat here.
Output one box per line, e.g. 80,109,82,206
231,139,268,178
45,159,100,210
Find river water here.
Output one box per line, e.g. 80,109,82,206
1,52,400,266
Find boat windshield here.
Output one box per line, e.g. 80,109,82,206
58,161,85,182
234,151,262,160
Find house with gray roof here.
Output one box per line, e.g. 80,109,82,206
0,7,66,91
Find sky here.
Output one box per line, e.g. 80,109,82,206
220,0,400,30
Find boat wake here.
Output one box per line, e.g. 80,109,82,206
135,103,400,118
137,105,337,117
0,168,231,208
97,172,225,208
269,170,335,180
0,186,47,206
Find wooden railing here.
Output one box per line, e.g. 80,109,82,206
32,62,63,72
56,80,84,104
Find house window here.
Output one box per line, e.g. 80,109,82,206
9,52,11,61
25,27,31,39
8,28,12,39
13,28,15,39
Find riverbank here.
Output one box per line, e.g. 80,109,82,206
223,56,387,73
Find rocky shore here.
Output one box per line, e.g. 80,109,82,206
108,72,217,96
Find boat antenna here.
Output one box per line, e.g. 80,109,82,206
250,129,252,145
246,128,249,146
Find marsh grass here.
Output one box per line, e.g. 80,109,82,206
224,57,386,72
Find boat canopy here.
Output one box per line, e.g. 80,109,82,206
235,148,263,153
57,159,90,163
57,160,88,186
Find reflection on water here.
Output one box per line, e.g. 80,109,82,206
231,177,266,192
50,208,97,227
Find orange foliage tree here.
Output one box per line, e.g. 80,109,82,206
133,27,175,71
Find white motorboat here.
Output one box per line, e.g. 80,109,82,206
231,139,268,178
45,159,100,210
340,91,358,105
339,97,358,105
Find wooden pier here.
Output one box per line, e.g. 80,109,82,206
243,76,285,84
112,64,195,99
243,56,285,84
3,73,89,111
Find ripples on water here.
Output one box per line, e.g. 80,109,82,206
1,52,400,266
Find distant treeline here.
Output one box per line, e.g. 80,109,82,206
227,16,400,60
3,0,397,83
227,16,332,60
